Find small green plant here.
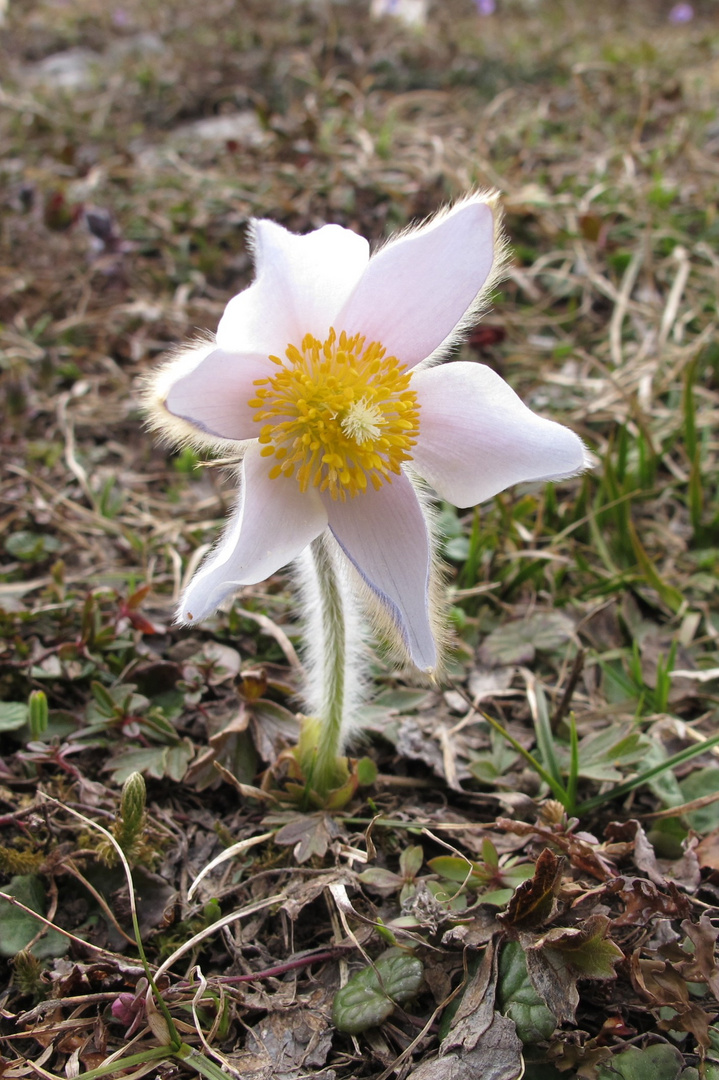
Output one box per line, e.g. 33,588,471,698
357,844,424,904
98,772,157,868
475,683,719,818
332,950,424,1035
428,839,535,907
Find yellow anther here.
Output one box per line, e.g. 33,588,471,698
250,327,420,500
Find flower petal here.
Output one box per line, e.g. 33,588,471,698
217,219,370,356
179,444,327,623
337,197,496,369
325,473,436,671
411,362,588,508
164,346,272,441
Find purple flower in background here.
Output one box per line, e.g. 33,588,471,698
476,0,496,13
668,2,693,21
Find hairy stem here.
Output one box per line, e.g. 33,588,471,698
305,535,347,794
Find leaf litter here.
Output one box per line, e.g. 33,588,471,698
1,0,719,1078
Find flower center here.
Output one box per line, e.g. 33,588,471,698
248,327,420,500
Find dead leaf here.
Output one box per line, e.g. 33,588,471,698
467,666,515,703
396,717,448,780
184,703,251,789
441,908,502,949
282,870,356,922
202,641,241,685
608,877,691,926
273,812,343,863
409,1013,523,1080
412,941,523,1080
680,916,719,998
605,820,700,892
497,818,614,881
523,914,624,1025
696,827,719,871
443,941,497,1052
250,701,300,763
498,848,563,931
235,1003,334,1080
605,819,666,885
630,953,715,1048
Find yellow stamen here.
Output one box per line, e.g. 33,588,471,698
250,327,420,500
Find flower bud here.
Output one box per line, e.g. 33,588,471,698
28,690,48,740
120,771,146,834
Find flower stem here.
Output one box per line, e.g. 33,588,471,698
291,535,364,799
302,536,348,796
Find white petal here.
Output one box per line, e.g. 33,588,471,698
165,347,271,441
337,198,496,369
411,362,588,508
217,219,370,356
325,473,437,671
179,444,327,623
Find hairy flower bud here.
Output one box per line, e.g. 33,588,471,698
120,771,146,835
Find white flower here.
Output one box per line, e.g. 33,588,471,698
370,0,428,28
145,194,588,673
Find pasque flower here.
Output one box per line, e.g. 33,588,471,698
145,194,587,674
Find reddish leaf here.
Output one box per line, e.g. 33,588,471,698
498,848,563,931
497,819,614,882
608,877,691,926
467,325,506,348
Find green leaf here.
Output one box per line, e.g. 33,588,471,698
90,680,121,718
444,535,470,561
479,888,515,906
679,767,719,833
356,756,378,786
425,879,468,911
399,844,424,880
502,864,538,888
539,917,624,980
597,1044,685,1080
428,856,486,888
524,915,623,1025
332,951,424,1034
498,941,556,1044
533,679,562,786
0,702,28,732
469,759,503,783
574,723,647,780
469,729,519,785
629,522,685,613
5,530,62,562
577,732,719,814
175,1044,235,1080
481,838,499,869
480,612,575,666
164,738,195,781
357,868,403,892
0,875,68,958
106,745,171,783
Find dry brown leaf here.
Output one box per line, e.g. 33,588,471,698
498,848,563,931
522,914,624,1026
